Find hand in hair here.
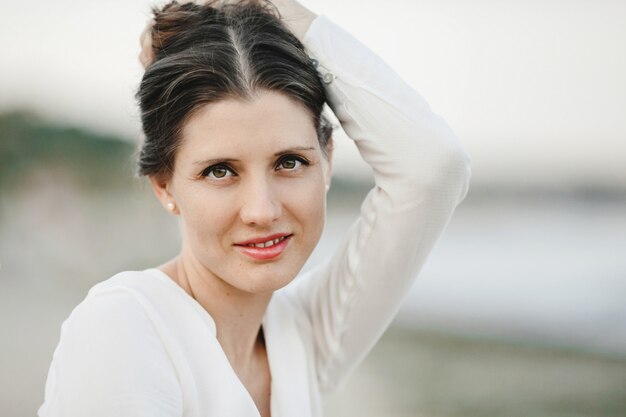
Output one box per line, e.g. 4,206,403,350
139,18,155,69
137,0,317,70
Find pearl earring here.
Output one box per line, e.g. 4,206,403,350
167,202,175,211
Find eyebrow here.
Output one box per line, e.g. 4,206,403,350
274,146,316,156
192,146,316,166
193,157,238,167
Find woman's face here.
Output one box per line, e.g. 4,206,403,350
153,90,331,294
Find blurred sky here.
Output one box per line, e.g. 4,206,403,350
1,0,625,188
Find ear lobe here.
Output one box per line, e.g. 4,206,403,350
149,175,178,214
325,165,332,191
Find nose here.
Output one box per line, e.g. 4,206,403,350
238,176,282,227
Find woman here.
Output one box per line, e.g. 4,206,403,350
39,1,471,416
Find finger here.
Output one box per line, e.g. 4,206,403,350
139,19,155,69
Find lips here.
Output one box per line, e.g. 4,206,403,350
234,233,292,260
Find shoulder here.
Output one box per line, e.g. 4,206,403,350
56,270,172,373
40,270,183,416
62,270,160,336
87,269,161,297
59,268,197,357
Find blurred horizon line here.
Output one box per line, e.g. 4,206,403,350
2,108,625,196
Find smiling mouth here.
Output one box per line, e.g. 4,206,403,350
234,233,293,247
234,234,293,260
240,235,288,248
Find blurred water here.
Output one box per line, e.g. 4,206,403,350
402,192,626,356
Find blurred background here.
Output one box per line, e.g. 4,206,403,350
1,0,625,416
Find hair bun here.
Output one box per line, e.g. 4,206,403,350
149,1,213,59
149,1,280,61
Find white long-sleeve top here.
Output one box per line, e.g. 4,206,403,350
39,14,471,417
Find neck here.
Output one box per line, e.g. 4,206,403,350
159,254,272,371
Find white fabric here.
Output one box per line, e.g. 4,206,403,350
39,14,471,417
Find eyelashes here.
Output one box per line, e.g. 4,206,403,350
202,164,233,179
201,155,311,180
276,155,310,171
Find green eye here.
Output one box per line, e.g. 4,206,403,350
282,159,297,169
277,156,308,171
204,165,234,179
211,167,228,178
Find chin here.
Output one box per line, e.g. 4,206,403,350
230,239,318,294
237,264,301,294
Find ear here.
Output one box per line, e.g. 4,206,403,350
323,137,334,192
149,174,179,215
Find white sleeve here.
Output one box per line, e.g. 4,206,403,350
38,289,183,417
290,15,472,396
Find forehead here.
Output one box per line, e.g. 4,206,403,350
178,90,318,160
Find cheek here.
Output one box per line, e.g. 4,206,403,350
178,186,236,244
281,174,327,235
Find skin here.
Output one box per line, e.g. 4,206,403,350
151,89,331,417
144,5,321,416
150,61,331,416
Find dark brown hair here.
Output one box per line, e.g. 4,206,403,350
136,0,333,178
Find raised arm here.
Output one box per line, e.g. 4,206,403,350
278,6,472,396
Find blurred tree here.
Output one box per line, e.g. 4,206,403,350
0,111,135,191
